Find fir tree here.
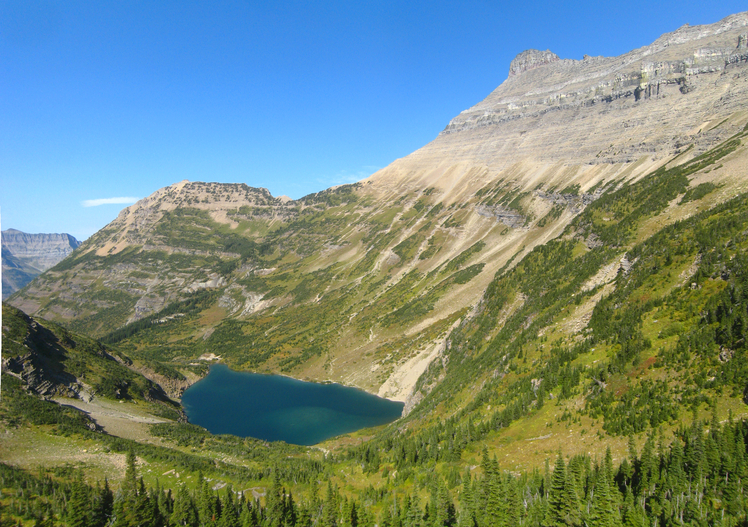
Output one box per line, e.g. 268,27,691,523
218,486,238,527
171,485,198,527
544,453,578,527
485,472,507,527
322,481,338,527
92,478,114,527
264,470,285,527
589,460,621,527
434,482,456,527
66,473,90,527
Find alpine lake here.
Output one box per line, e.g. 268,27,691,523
181,364,405,446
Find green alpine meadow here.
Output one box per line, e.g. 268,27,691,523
4,11,748,527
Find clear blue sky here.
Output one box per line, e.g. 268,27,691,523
1,1,745,240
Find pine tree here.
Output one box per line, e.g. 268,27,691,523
380,504,393,527
239,496,260,527
589,459,622,527
485,472,507,527
544,452,579,527
202,479,220,524
286,490,297,527
457,474,477,527
92,478,114,527
667,438,687,496
505,475,522,527
264,471,285,527
67,474,90,527
294,504,313,527
347,499,359,527
621,487,645,527
113,450,140,527
134,477,158,527
403,494,421,527
434,482,456,527
638,434,657,499
322,480,338,527
218,486,239,527
171,485,198,527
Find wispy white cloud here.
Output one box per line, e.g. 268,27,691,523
316,166,382,188
81,197,141,207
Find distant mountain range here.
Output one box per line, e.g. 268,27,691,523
2,229,80,299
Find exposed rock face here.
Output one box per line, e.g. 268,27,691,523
368,11,748,198
1,310,94,399
2,229,81,270
2,229,80,298
509,49,560,76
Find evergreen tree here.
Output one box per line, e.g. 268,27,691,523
113,450,141,527
505,475,522,527
589,460,621,527
218,486,239,527
322,481,338,527
264,471,285,527
434,482,456,527
403,494,421,527
347,499,359,527
285,491,297,527
67,474,90,527
485,472,507,527
92,478,114,527
134,477,160,527
457,474,477,527
620,487,645,527
544,453,578,527
171,485,198,527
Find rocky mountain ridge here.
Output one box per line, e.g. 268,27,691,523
2,229,81,299
2,230,81,268
84,180,294,257
371,13,748,181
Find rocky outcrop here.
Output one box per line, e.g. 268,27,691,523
509,49,560,76
509,49,561,77
1,316,90,399
2,305,181,416
535,189,600,214
476,205,527,229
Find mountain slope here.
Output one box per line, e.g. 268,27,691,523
7,12,748,410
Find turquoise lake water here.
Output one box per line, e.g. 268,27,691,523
180,364,404,445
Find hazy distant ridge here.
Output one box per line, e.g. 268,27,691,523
2,229,80,299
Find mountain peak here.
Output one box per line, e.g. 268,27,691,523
508,49,560,77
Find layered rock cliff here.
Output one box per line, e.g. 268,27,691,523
368,12,748,198
2,229,80,299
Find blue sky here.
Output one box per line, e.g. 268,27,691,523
1,1,746,240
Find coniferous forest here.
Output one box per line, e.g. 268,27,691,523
3,413,748,526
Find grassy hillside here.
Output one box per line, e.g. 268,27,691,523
3,124,748,526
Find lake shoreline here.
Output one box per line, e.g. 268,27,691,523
181,364,404,446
